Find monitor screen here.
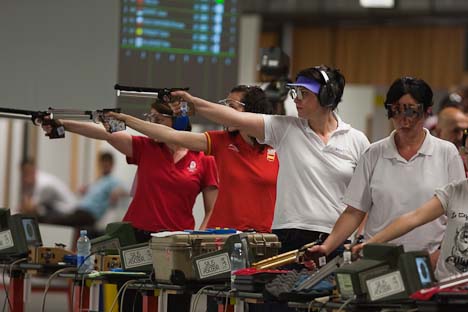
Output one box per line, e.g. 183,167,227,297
415,256,433,287
117,0,240,117
21,218,41,246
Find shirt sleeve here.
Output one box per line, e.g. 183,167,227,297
200,154,219,189
343,153,373,212
434,182,455,214
204,130,225,157
257,115,291,148
126,136,145,165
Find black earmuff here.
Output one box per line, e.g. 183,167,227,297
315,67,338,109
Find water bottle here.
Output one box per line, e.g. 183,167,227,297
230,242,246,290
76,230,92,273
343,250,352,264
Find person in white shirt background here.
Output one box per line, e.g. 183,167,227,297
19,158,77,221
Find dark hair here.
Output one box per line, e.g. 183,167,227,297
150,99,192,131
295,65,346,110
99,152,114,164
151,100,173,116
230,85,273,115
384,77,433,112
228,85,273,152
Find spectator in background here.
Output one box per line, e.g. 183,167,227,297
434,106,468,148
20,158,77,220
457,86,468,113
424,91,464,132
45,152,128,232
433,102,468,177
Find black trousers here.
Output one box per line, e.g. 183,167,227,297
273,228,328,254
40,209,95,227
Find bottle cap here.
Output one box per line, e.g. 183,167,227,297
80,230,87,236
111,268,124,272
234,242,242,248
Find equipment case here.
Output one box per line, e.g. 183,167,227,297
150,233,280,284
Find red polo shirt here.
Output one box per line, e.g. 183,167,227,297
205,131,278,232
124,136,218,232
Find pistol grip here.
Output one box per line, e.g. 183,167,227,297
42,119,65,139
47,125,65,139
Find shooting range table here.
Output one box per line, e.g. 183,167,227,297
1,262,75,312
4,264,468,312
289,299,418,311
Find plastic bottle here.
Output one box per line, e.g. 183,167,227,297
343,250,352,264
76,230,92,273
230,242,246,290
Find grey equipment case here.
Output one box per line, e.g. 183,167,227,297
150,233,280,284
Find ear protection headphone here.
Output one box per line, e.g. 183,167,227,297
314,67,339,109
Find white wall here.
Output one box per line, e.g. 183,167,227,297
0,120,8,207
237,14,262,85
339,84,376,134
9,121,26,212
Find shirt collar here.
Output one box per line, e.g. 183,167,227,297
302,112,351,135
334,113,351,133
383,128,434,159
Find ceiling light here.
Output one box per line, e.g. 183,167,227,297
359,0,395,8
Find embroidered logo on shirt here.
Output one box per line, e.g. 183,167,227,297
187,160,197,173
266,148,276,162
227,144,240,153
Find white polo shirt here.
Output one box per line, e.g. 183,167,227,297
260,114,370,233
434,179,468,280
344,129,465,253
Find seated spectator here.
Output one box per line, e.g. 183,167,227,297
20,158,77,220
46,152,128,231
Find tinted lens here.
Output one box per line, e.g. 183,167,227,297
143,113,154,122
218,99,245,108
289,88,303,100
289,89,297,100
387,103,423,118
